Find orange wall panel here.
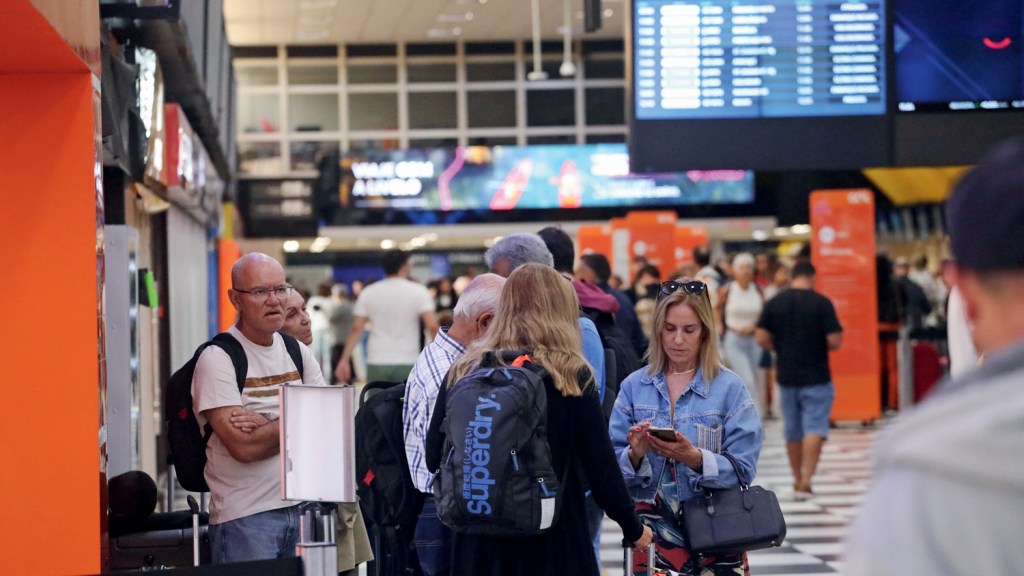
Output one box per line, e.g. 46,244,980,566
0,73,101,574
810,190,882,422
219,239,242,331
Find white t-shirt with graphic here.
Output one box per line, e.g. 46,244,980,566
192,325,324,524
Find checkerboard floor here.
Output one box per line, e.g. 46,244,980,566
599,418,879,576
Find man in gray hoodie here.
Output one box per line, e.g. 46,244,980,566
845,140,1024,575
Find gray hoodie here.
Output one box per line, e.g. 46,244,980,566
844,338,1024,575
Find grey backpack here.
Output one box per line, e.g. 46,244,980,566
433,351,565,537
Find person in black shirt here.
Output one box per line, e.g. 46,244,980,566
756,262,842,501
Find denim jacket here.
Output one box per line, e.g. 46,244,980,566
609,365,763,504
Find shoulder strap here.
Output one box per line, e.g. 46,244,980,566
280,333,306,381
210,332,247,392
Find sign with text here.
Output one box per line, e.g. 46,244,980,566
339,144,753,211
810,189,880,421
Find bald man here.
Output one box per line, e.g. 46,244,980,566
192,253,325,564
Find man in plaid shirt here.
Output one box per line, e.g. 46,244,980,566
402,273,506,576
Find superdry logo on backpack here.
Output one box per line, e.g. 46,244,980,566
435,353,567,537
463,393,501,515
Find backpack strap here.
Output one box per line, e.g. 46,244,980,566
201,333,249,444
280,333,305,381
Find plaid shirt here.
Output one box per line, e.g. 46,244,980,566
403,328,466,493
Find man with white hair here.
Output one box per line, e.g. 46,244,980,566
403,273,507,576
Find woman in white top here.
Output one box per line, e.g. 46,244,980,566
716,253,765,415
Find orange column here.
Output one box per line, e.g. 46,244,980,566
0,1,102,574
219,239,242,331
810,190,882,421
625,210,678,279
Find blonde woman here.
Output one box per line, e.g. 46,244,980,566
425,263,652,576
611,279,763,575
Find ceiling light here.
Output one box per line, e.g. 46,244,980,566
283,240,300,253
299,14,333,25
452,26,462,36
479,0,488,4
603,8,614,17
309,237,331,253
300,0,337,9
789,224,812,235
773,227,789,237
296,29,330,41
466,12,474,20
752,230,769,241
380,239,396,249
427,28,447,38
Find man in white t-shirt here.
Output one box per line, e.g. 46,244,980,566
192,253,325,564
335,250,439,383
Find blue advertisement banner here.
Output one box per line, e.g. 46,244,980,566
339,143,753,211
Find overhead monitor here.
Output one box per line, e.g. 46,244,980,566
630,0,892,171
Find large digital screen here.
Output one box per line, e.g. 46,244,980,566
338,144,753,211
630,0,892,171
635,0,887,119
895,0,1024,112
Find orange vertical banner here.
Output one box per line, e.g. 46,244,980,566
626,210,678,279
218,239,242,332
810,189,881,421
673,226,710,271
577,224,613,261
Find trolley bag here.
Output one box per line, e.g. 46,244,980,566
434,351,565,537
108,495,211,570
165,332,304,492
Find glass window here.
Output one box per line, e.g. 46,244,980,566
347,63,397,84
348,93,399,130
236,66,279,86
585,88,625,126
289,93,340,132
466,62,516,82
409,138,458,149
407,63,457,83
583,58,625,79
526,89,575,127
290,141,339,172
408,92,457,129
288,65,338,85
585,133,626,144
348,138,397,151
467,91,516,128
526,134,576,145
238,93,280,133
238,142,284,175
468,136,517,146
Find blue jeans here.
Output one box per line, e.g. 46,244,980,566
722,330,763,415
209,505,300,565
779,383,835,441
414,495,451,576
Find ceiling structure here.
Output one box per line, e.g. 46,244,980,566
223,0,627,45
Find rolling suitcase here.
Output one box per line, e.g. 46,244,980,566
109,495,210,570
624,533,664,576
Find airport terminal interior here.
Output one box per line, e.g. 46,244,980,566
3,0,1021,574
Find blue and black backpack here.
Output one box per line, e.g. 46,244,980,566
434,351,565,537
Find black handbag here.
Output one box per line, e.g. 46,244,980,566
680,453,787,555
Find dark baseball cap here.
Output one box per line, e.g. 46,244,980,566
946,139,1024,272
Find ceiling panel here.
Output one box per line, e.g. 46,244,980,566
224,0,625,46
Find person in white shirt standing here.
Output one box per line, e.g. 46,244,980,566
402,273,506,576
335,250,440,383
192,252,326,564
717,252,765,415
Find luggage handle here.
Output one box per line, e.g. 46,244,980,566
622,528,657,576
187,495,200,567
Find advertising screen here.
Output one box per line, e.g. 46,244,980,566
338,144,753,211
635,0,887,119
895,0,1024,112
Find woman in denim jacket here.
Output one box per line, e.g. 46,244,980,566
610,279,763,576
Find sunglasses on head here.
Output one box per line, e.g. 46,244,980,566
658,280,708,300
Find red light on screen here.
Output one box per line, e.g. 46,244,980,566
984,37,1013,50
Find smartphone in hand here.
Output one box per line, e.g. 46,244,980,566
647,427,677,442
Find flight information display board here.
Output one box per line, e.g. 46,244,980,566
634,0,887,119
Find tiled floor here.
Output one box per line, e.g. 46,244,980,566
599,418,878,576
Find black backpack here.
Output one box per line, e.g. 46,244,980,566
354,381,424,536
164,332,304,493
434,352,565,537
583,308,642,420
